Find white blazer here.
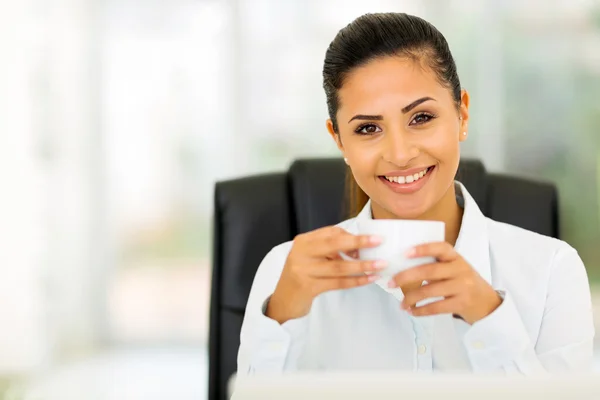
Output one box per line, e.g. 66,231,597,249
235,181,594,377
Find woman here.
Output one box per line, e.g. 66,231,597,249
236,13,594,376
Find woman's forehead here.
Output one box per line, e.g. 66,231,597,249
337,57,451,113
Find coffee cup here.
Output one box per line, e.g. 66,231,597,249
342,219,445,278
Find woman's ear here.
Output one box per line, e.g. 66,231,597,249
459,90,470,142
326,119,344,151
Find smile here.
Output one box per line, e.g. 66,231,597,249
382,166,433,184
378,166,435,194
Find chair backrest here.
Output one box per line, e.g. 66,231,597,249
209,158,559,400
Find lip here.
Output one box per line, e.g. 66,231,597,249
378,165,435,194
381,165,433,177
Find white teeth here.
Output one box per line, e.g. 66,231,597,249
385,167,430,185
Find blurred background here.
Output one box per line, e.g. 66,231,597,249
1,0,600,398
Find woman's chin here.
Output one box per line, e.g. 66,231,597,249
373,199,432,220
389,207,429,220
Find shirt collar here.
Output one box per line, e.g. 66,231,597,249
351,181,492,286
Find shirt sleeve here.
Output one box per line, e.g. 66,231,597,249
463,244,595,374
235,243,310,377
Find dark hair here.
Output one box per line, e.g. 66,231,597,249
322,13,462,216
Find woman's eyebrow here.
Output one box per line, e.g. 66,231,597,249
401,96,435,113
347,97,436,123
347,114,384,123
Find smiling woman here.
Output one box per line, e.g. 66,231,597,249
232,13,594,391
326,54,468,244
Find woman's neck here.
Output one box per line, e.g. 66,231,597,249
371,184,464,246
424,184,463,247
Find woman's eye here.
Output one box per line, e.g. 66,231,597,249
355,124,382,135
410,113,436,126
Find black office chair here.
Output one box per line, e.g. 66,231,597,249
209,158,559,400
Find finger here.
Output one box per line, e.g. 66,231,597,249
405,241,458,262
309,259,388,277
319,274,381,292
304,225,355,241
401,279,462,310
407,296,461,317
307,228,382,257
293,226,345,248
392,262,457,287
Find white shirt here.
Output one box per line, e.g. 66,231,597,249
235,182,594,378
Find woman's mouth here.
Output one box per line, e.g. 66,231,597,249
378,166,435,194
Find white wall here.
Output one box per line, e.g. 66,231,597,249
0,0,111,373
0,0,48,373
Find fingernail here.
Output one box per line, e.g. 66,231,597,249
387,279,397,288
406,307,413,315
404,247,416,257
368,275,381,282
372,260,388,270
369,235,383,244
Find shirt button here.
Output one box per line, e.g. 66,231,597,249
472,341,485,349
417,344,427,354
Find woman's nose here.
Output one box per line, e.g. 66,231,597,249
382,130,419,166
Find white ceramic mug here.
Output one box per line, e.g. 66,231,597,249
343,219,445,278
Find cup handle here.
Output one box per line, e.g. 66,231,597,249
339,250,380,278
338,251,359,261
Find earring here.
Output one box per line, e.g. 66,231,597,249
462,132,467,136
344,157,349,164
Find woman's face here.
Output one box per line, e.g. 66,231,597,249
327,56,470,219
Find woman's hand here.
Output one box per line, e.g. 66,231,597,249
266,226,386,324
390,241,502,324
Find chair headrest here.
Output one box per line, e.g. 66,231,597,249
289,158,347,233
